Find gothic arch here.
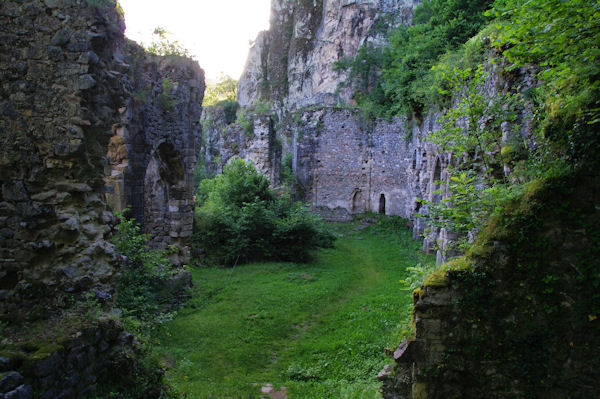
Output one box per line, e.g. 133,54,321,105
144,141,185,247
432,157,442,203
379,193,386,214
351,189,365,214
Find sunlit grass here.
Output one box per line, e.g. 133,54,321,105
154,217,433,398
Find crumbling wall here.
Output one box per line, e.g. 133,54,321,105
0,0,127,318
290,107,449,254
0,318,160,399
379,172,600,398
0,0,204,317
105,45,204,264
200,105,280,185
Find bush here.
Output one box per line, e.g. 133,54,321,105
112,214,185,335
193,159,334,265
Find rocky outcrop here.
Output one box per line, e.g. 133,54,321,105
0,0,203,318
200,104,280,186
238,0,420,113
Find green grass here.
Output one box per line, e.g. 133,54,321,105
154,217,433,398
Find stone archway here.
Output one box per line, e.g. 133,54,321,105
378,193,386,214
432,158,442,203
351,189,365,214
144,141,185,251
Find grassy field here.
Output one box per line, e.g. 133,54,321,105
154,217,433,398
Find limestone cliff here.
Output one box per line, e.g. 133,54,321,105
238,0,420,112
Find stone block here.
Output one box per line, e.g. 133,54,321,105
0,371,24,393
4,385,33,399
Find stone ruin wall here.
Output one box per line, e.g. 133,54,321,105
104,43,204,264
288,107,452,260
200,107,281,186
0,0,203,317
1,0,127,316
202,101,455,261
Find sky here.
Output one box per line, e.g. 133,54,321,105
118,0,271,81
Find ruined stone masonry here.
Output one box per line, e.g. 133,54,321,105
0,0,204,319
379,173,600,398
201,106,280,186
105,43,204,264
1,0,204,396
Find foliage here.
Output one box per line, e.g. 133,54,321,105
145,27,190,57
337,0,493,118
112,213,183,335
193,159,334,265
420,64,525,252
399,262,437,292
219,99,240,125
488,0,600,166
235,107,254,137
280,152,294,188
155,217,434,397
86,0,124,17
203,74,238,106
160,77,176,111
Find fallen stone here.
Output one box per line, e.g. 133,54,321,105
76,75,96,90
0,371,24,393
377,364,392,381
55,182,92,192
4,384,33,399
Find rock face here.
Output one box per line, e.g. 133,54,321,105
238,0,420,112
0,0,204,318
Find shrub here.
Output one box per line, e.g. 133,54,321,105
193,159,334,265
112,213,185,335
160,77,176,111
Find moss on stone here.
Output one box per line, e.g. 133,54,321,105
423,269,449,288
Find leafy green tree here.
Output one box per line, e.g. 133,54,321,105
337,0,493,118
145,26,190,57
203,74,238,106
194,159,334,265
381,0,493,116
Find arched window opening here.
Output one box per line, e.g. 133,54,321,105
378,194,386,214
352,189,364,214
433,158,442,203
